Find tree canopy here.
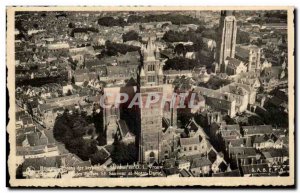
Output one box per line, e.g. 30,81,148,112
122,30,140,42
98,17,126,27
163,57,198,71
70,27,99,37
162,30,204,52
101,41,140,57
236,29,250,44
111,141,138,165
127,14,203,25
53,111,97,161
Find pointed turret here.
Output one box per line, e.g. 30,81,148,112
158,65,164,85
140,67,146,86
147,37,154,51
143,38,156,61
158,65,163,76
22,135,30,147
140,67,145,77
155,46,160,59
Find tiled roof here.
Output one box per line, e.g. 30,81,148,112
253,135,273,144
242,125,273,135
117,119,131,137
226,57,243,68
191,157,212,168
262,148,289,158
223,124,240,131
230,147,257,157
241,163,270,175
22,156,59,171
179,169,194,177
180,136,200,146
227,138,245,147
212,169,241,177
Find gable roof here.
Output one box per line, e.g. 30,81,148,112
225,57,244,68
242,125,273,136
253,135,274,144
191,157,212,168
180,137,200,146
241,163,271,175
117,119,133,138
22,156,59,171
223,124,240,131
227,138,245,147
179,169,194,177
212,169,241,177
262,148,289,158
229,147,257,157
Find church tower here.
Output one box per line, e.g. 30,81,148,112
216,11,237,69
139,38,163,87
138,38,164,163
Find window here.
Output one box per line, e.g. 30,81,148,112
189,147,192,151
149,152,155,157
148,75,155,83
184,147,187,151
148,65,155,71
194,146,197,150
149,151,155,163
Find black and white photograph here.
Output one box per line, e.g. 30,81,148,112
6,6,295,187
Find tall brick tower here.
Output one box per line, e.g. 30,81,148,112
138,38,164,163
216,11,237,70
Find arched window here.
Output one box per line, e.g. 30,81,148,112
149,151,155,163
150,151,155,158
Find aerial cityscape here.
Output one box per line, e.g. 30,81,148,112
14,10,290,179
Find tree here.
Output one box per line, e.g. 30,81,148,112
66,89,72,96
33,23,39,29
68,22,75,28
16,164,25,179
103,41,140,56
164,57,198,71
174,44,186,56
127,15,144,23
162,30,188,42
53,112,99,161
248,115,265,125
223,115,236,125
122,30,139,42
111,142,138,165
127,14,202,25
70,27,98,37
202,29,217,40
98,17,125,27
236,29,250,44
71,76,75,84
90,150,109,165
196,25,206,33
26,102,33,116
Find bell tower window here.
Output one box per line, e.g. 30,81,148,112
148,64,155,72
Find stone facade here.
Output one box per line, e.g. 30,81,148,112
138,39,165,163
216,11,237,67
